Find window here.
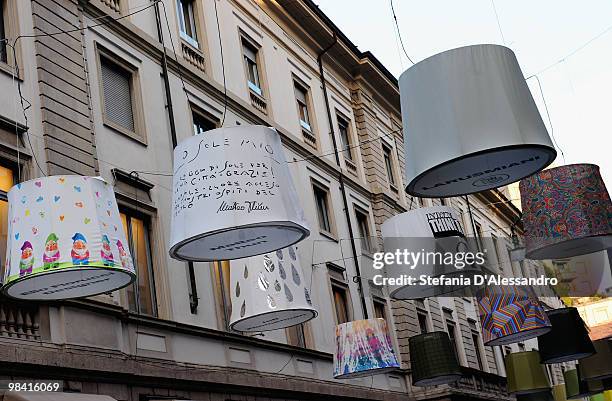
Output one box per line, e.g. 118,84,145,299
503,345,512,357
447,321,460,360
337,115,353,161
439,198,447,206
213,260,232,330
0,0,6,63
242,40,262,96
491,234,501,270
472,331,484,370
192,107,217,135
373,299,387,320
99,51,144,142
0,164,14,278
313,182,333,235
382,144,396,187
355,208,372,253
294,81,312,132
518,343,526,352
332,283,350,324
177,0,198,48
120,211,156,316
417,311,429,334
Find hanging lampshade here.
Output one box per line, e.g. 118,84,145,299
398,44,556,198
538,307,595,363
2,176,136,300
579,339,612,381
505,351,551,394
229,246,317,332
565,367,605,399
517,391,554,401
170,125,309,261
409,331,462,387
333,318,400,379
381,206,482,299
553,384,569,401
477,286,551,345
520,164,612,260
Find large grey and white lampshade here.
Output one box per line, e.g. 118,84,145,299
399,44,556,197
229,246,317,332
170,125,310,261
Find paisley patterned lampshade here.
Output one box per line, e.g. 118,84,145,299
565,367,604,400
579,339,612,381
229,246,317,332
333,318,400,379
477,286,551,345
505,351,551,394
409,331,462,387
520,164,612,260
538,307,595,363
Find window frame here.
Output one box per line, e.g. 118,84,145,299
0,0,21,75
293,79,315,135
176,0,199,49
417,310,430,334
190,104,218,136
373,297,387,320
336,113,353,161
120,208,157,317
331,279,352,325
354,206,372,254
95,43,147,145
311,180,336,238
382,143,396,188
241,37,264,97
212,260,232,331
471,330,484,370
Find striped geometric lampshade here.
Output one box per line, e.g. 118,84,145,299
565,367,604,399
477,286,551,345
520,164,612,260
580,339,612,381
553,384,569,401
505,351,551,394
409,331,462,387
538,307,595,363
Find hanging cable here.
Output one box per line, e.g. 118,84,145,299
212,0,228,127
529,74,566,163
389,0,415,65
490,0,506,45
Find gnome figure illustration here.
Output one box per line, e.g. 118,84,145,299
116,239,131,268
43,233,60,270
101,235,114,266
71,233,89,265
19,241,34,277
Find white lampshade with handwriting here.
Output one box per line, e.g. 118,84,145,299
170,125,310,261
229,245,317,332
399,44,556,197
2,176,136,300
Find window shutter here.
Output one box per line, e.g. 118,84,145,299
101,58,135,132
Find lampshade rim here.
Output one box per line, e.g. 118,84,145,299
525,234,612,260
334,366,399,379
513,387,553,396
412,373,462,387
229,308,318,332
541,352,595,364
1,266,136,300
169,221,310,262
405,143,556,198
484,326,552,346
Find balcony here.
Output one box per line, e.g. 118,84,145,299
0,299,40,340
101,0,120,13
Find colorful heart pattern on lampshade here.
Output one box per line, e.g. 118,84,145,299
229,246,317,332
2,176,136,300
333,318,399,379
520,164,612,260
477,286,551,345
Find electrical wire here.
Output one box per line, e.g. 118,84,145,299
212,0,228,127
389,0,415,65
490,0,506,45
529,74,566,163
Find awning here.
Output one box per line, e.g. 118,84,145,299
2,393,116,401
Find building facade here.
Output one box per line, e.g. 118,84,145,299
0,0,564,400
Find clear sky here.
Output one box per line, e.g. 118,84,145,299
315,0,612,191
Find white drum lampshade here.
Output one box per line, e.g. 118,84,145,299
229,246,317,332
2,176,136,300
170,125,309,261
334,318,400,379
381,206,481,299
399,44,556,197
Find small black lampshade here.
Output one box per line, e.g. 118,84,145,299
517,391,554,401
565,367,605,400
409,331,462,387
580,339,612,381
538,307,595,364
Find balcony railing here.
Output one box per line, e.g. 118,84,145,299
101,0,120,13
0,300,40,340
